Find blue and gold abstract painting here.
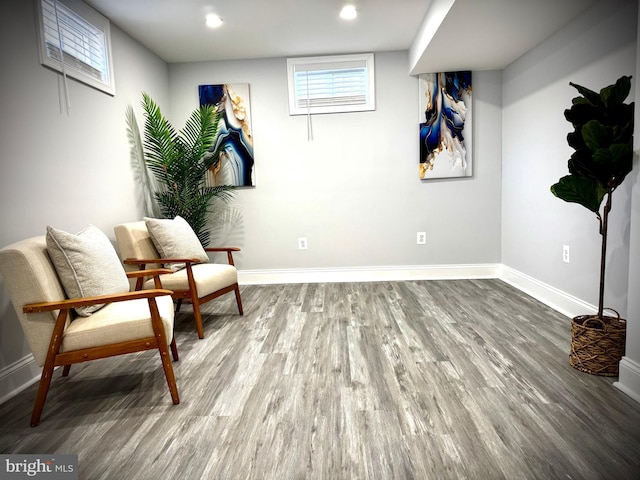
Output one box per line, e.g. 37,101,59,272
199,83,255,187
419,71,472,179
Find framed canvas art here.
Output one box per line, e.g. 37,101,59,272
199,83,255,187
419,71,472,179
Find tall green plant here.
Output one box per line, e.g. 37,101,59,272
141,92,235,246
551,75,634,320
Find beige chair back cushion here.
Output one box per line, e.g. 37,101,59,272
114,222,161,266
0,236,69,366
114,221,162,289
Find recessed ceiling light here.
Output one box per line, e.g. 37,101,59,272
206,14,223,28
340,4,357,20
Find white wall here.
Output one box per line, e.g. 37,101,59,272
501,0,639,400
0,0,170,401
168,55,503,273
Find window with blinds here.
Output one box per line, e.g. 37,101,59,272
287,53,375,115
36,0,115,95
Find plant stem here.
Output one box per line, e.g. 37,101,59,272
598,189,612,319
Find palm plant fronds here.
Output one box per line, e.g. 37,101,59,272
141,92,236,246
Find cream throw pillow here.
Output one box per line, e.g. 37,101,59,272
145,216,209,272
46,225,130,316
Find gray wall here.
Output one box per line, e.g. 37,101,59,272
0,0,170,399
501,0,639,398
167,56,503,271
502,0,637,312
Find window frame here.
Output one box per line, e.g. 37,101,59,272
286,53,375,116
35,0,116,96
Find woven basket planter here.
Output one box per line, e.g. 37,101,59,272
569,312,626,377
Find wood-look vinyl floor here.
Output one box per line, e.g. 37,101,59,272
1,279,639,479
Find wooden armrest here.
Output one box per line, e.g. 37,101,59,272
204,247,241,252
23,289,174,313
122,258,161,265
204,246,240,266
127,267,173,290
123,258,202,266
126,268,172,278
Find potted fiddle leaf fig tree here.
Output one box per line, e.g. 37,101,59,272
550,75,634,376
141,92,236,246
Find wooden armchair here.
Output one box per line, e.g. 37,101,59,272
114,218,243,339
0,235,180,426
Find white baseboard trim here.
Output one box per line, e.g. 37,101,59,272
498,265,596,318
238,263,501,285
614,357,640,404
0,354,40,406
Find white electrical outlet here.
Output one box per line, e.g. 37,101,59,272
417,232,426,245
298,237,308,250
563,245,570,263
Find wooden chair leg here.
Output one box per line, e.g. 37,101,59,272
234,284,244,315
62,365,71,377
193,301,205,339
183,264,205,339
170,337,179,362
148,298,180,405
31,364,55,427
31,309,68,427
158,342,180,405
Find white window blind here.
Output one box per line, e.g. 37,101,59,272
36,0,115,96
287,53,375,115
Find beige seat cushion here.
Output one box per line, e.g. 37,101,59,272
62,295,174,352
142,263,237,295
